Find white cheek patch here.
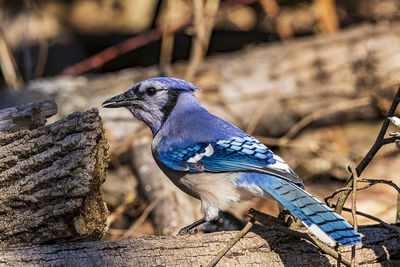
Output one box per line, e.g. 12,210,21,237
144,103,164,120
187,143,214,163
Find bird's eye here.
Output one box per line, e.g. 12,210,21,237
145,87,157,96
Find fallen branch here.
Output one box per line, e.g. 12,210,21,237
248,209,352,266
0,224,398,266
334,87,400,214
28,23,400,141
0,28,24,90
325,178,400,206
255,96,372,146
120,193,165,239
185,0,220,81
60,0,258,76
349,164,359,267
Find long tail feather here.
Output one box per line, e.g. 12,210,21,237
239,173,361,246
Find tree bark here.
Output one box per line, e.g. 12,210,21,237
0,100,56,132
0,224,398,266
0,101,109,246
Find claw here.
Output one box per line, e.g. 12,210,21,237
176,217,206,235
177,226,199,235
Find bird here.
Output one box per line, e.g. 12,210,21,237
102,77,361,247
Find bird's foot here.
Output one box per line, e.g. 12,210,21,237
177,227,198,235
176,217,206,236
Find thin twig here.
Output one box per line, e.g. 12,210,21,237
259,0,293,41
121,194,165,239
61,27,167,76
31,0,48,78
397,193,400,223
61,0,257,76
185,0,206,81
313,0,339,34
33,37,48,78
330,205,400,234
280,97,371,146
185,0,220,81
159,0,177,74
0,28,24,89
325,178,400,206
383,137,399,145
359,178,400,193
324,184,372,205
246,104,268,135
105,191,137,233
248,209,352,266
206,218,255,267
249,208,287,226
335,87,400,214
256,97,371,147
349,164,359,267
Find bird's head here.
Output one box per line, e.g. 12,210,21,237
102,77,198,134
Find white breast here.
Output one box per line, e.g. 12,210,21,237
180,172,241,221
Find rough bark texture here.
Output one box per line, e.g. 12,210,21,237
0,101,109,246
0,224,398,266
0,100,57,132
131,142,200,235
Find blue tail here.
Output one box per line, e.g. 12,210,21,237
238,173,361,246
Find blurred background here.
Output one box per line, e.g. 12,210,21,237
0,0,399,240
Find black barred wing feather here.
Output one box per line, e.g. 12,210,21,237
160,136,303,186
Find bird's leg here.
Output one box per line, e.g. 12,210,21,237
177,217,206,235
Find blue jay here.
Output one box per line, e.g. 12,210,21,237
103,77,361,247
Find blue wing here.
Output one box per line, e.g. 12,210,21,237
158,135,361,246
159,135,303,186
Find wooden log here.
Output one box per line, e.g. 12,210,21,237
0,224,398,266
0,101,109,246
205,23,400,136
22,23,400,138
0,100,57,132
131,141,200,235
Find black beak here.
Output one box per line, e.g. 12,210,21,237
102,92,137,108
